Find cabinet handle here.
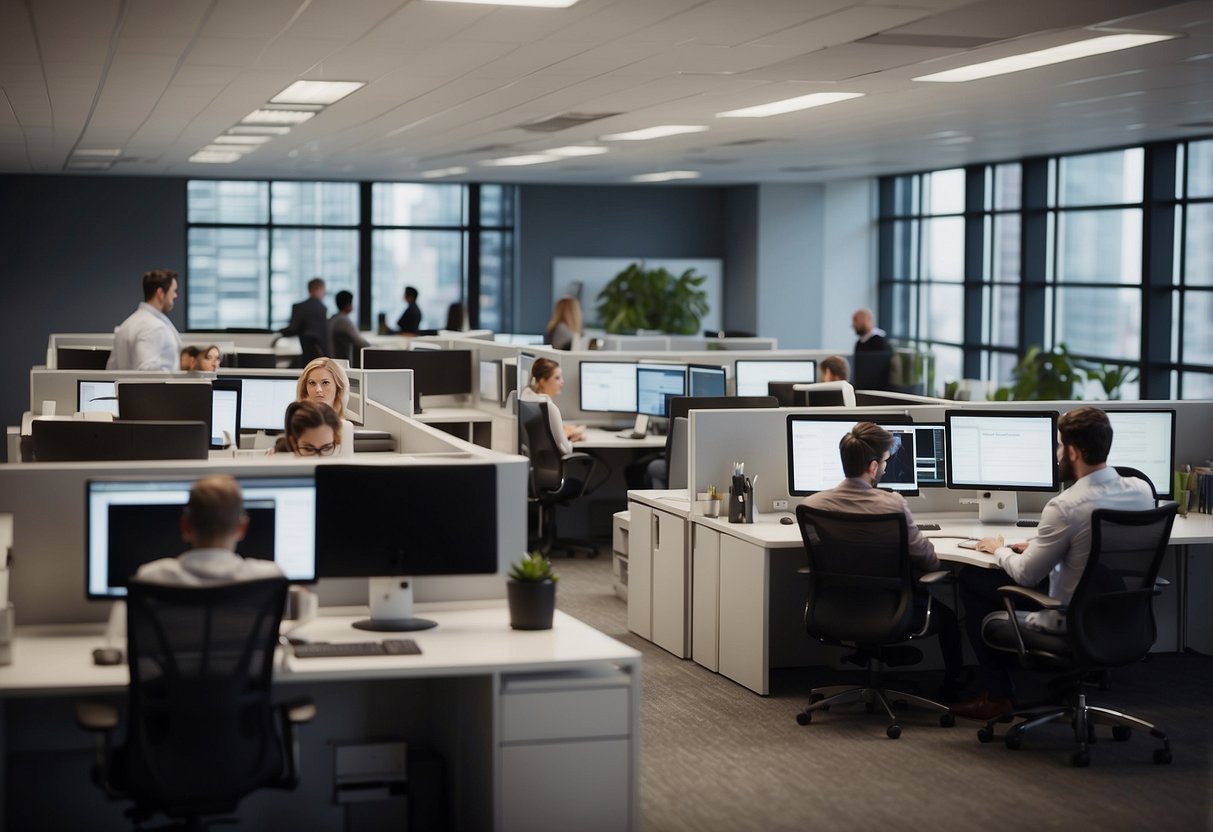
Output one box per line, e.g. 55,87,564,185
653,514,660,549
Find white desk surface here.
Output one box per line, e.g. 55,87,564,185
414,407,493,424
0,601,641,697
627,489,691,517
578,427,666,449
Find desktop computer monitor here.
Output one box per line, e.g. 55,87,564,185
945,410,1059,523
579,361,638,413
210,379,242,449
314,463,499,632
878,422,947,487
78,379,119,415
786,414,918,496
57,346,110,370
479,359,503,404
116,380,213,438
636,364,687,418
517,352,537,394
688,364,726,398
735,360,815,397
232,376,298,432
362,349,474,398
33,420,209,462
85,476,317,598
1104,409,1175,500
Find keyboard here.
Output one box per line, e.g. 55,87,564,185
917,523,941,531
292,639,421,658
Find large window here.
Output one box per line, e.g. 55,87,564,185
878,137,1213,399
186,180,515,334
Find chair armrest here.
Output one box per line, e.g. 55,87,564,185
917,570,951,586
76,701,119,732
996,585,1062,609
283,697,316,724
561,452,601,497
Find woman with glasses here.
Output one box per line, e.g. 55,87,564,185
295,357,355,457
275,400,342,457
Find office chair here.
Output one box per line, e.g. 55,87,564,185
517,399,602,557
794,505,955,738
794,381,857,407
1114,466,1158,503
975,504,1177,767
77,578,315,828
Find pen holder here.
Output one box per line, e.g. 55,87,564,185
727,485,746,523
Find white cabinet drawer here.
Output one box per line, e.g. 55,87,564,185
500,685,630,743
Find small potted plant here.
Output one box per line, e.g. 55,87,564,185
507,551,558,630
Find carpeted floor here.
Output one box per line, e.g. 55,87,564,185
553,550,1213,832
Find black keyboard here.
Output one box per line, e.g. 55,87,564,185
292,639,421,658
917,523,941,531
1016,520,1040,527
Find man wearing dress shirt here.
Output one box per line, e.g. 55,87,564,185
279,277,332,364
106,268,182,371
329,290,370,367
951,407,1153,721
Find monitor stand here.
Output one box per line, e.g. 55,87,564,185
977,491,1019,524
628,414,649,440
354,577,438,632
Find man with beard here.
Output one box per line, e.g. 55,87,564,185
107,268,182,371
800,421,964,700
950,406,1153,721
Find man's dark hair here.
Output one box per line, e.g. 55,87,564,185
142,268,177,301
820,355,849,381
1058,406,1113,465
404,286,418,301
839,422,893,478
307,277,325,294
186,475,245,542
335,290,354,310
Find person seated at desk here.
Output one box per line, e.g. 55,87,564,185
180,344,220,373
520,357,585,453
819,354,849,382
545,296,582,351
274,400,342,457
800,421,965,700
296,357,355,457
136,475,283,585
951,406,1154,721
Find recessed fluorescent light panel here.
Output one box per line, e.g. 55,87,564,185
271,80,366,106
422,166,470,179
227,125,293,136
482,154,559,167
425,0,580,6
717,92,863,118
242,109,317,125
213,135,272,145
201,144,256,154
600,125,708,141
189,151,242,164
546,145,608,157
72,148,123,157
913,33,1177,83
631,170,701,183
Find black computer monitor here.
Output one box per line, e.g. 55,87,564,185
85,476,317,599
945,410,1059,523
116,381,213,439
636,364,687,418
56,346,110,370
479,359,503,404
786,414,917,496
502,361,519,406
767,382,805,407
361,349,473,397
878,422,947,488
231,375,298,432
210,379,242,449
688,364,726,398
735,360,815,397
315,463,499,632
517,352,537,394
77,379,119,415
578,361,638,413
1104,409,1176,500
32,420,210,462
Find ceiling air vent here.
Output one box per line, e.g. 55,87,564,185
518,112,621,133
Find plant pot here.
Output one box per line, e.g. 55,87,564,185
507,580,556,630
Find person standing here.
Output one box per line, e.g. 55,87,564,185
852,308,888,353
107,268,182,371
279,277,332,364
328,290,370,367
545,297,583,351
397,286,422,335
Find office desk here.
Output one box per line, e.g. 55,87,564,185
413,406,493,448
579,427,666,450
0,601,641,831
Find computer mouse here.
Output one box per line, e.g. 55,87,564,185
92,647,123,666
779,515,795,525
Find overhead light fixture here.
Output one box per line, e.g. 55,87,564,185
227,125,293,136
189,150,242,164
65,160,115,170
201,144,257,154
482,154,559,166
242,109,317,126
72,148,123,157
422,166,470,179
212,135,272,145
271,80,366,106
631,170,701,183
546,145,608,157
913,32,1177,83
424,0,581,7
600,125,708,141
717,92,863,118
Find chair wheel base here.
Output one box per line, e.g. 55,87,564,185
886,724,901,739
1153,748,1172,764
940,713,955,728
977,726,995,743
1112,726,1132,742
1070,750,1091,767
796,711,812,726
1004,731,1022,750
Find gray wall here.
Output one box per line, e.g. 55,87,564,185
0,174,186,431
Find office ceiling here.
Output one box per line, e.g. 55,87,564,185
1,0,1210,184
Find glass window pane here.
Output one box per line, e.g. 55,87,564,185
991,215,1020,282
922,217,964,281
1056,209,1142,284
891,220,917,279
992,163,1021,210
269,230,358,328
891,175,917,216
1058,149,1144,206
887,281,916,340
479,230,513,333
926,169,965,215
371,230,464,332
372,184,464,226
480,184,515,226
1183,371,1213,398
1055,287,1141,361
187,180,268,224
930,344,964,392
1185,203,1213,287
271,182,359,225
187,228,268,329
1188,139,1213,198
921,283,963,343
981,351,1019,389
982,285,1019,348
1182,290,1213,365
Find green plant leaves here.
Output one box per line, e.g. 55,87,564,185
595,263,710,335
509,550,558,582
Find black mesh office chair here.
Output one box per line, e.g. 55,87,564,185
77,578,315,828
1114,466,1158,503
976,504,1177,766
517,399,602,557
794,505,955,738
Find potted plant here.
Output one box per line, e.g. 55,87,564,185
595,263,710,335
989,343,1084,401
507,551,558,630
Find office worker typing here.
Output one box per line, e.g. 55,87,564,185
800,422,964,700
951,407,1153,721
296,357,355,456
520,357,586,451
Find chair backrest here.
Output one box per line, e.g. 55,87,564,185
122,577,289,815
794,381,857,408
795,505,917,645
1114,465,1158,504
517,399,563,493
1067,504,1177,668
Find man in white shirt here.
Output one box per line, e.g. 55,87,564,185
135,475,283,586
951,407,1153,721
106,268,183,371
